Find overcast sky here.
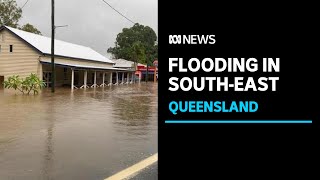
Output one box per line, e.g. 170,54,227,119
16,0,157,57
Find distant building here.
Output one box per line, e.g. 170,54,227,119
113,59,158,82
113,59,145,69
137,65,158,82
0,26,135,89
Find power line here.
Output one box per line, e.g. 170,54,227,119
101,0,135,24
21,0,31,9
1,0,32,26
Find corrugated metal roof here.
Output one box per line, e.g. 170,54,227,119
113,59,134,68
4,26,114,64
113,58,146,68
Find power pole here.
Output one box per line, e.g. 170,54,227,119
51,0,55,93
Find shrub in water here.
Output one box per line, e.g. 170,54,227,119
3,73,45,95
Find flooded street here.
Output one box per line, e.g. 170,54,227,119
0,83,157,180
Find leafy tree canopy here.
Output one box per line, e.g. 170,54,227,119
19,23,41,35
108,23,157,65
0,0,22,28
0,0,41,34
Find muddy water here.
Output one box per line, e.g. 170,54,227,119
0,83,157,180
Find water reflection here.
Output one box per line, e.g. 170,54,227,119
42,96,55,180
0,83,157,180
42,118,54,180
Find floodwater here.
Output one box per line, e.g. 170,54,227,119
0,83,158,180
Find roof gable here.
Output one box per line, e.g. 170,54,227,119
1,26,114,64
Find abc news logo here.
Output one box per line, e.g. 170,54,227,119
169,35,216,45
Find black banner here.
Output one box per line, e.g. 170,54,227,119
159,2,318,179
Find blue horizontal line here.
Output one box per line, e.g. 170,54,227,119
165,120,312,124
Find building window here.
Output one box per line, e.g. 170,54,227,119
10,45,13,52
0,76,4,89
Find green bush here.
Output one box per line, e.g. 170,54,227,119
3,73,45,95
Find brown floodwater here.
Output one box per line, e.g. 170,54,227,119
0,83,158,180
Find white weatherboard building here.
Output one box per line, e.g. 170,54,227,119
0,26,135,89
113,58,145,69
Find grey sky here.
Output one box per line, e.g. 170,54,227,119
16,0,158,57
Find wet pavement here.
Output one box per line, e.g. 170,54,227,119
0,83,157,180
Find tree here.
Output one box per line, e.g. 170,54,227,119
108,23,157,65
130,41,146,67
0,0,22,28
19,23,42,35
0,0,41,34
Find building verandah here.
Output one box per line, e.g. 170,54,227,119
41,63,136,90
